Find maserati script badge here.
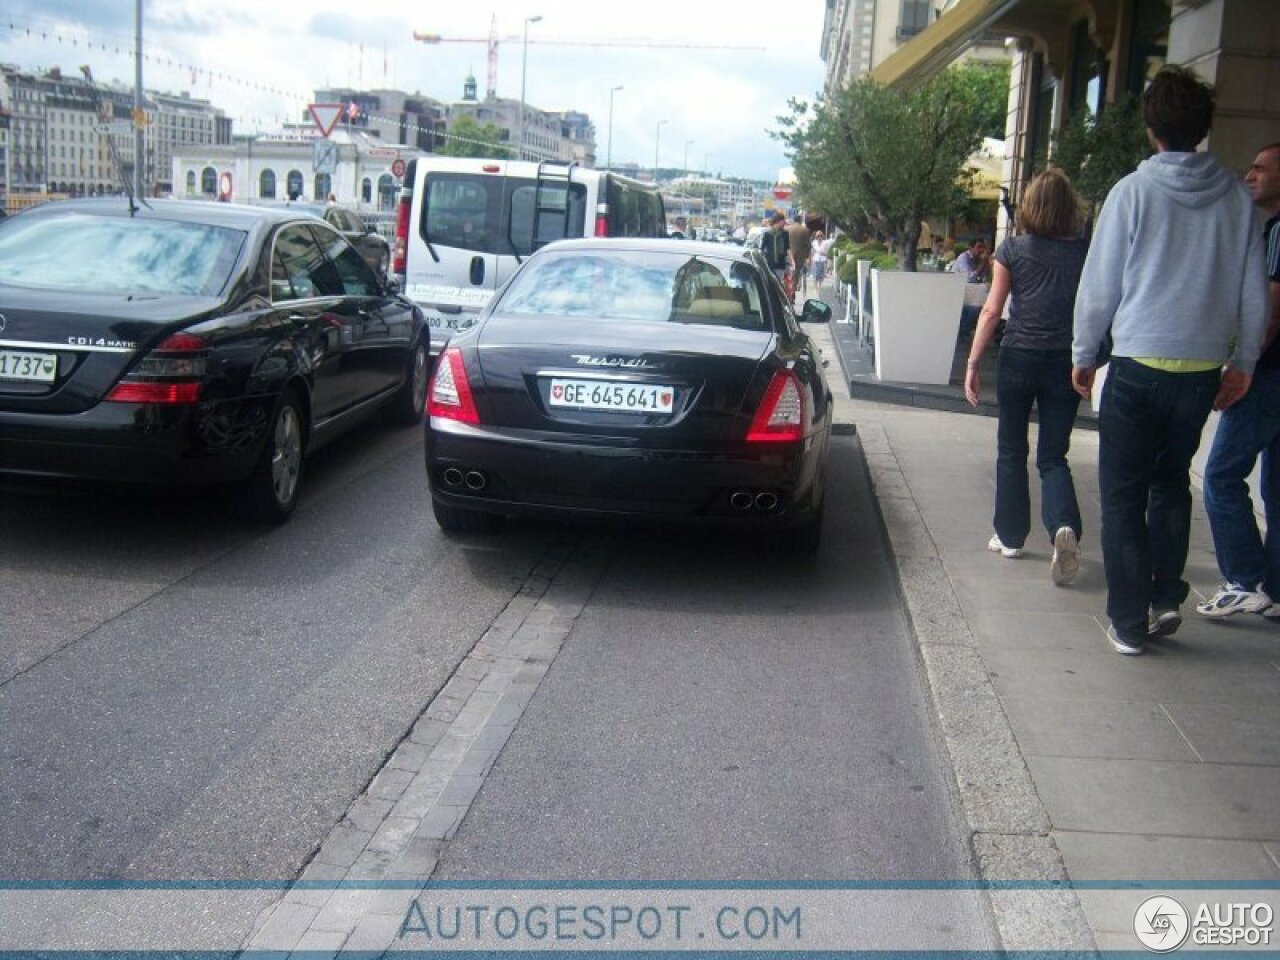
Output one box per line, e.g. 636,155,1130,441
570,355,653,369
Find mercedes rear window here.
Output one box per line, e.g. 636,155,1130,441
0,212,246,296
497,251,768,330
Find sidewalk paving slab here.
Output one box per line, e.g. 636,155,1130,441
806,292,1280,950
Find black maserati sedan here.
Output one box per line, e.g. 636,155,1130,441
0,198,429,522
424,238,833,552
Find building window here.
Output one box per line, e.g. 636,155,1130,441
186,170,196,195
286,169,304,200
260,168,277,199
361,177,372,203
898,0,930,39
314,172,331,200
201,165,217,195
377,173,394,211
1067,20,1106,119
1127,0,1171,95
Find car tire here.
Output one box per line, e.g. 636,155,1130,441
235,389,306,524
432,498,501,534
388,337,429,425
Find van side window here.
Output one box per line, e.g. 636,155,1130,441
606,178,666,238
424,176,493,254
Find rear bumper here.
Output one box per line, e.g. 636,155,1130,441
0,397,269,486
425,418,826,526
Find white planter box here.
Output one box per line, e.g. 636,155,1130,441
870,270,966,385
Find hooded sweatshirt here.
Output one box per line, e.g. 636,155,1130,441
1072,151,1268,373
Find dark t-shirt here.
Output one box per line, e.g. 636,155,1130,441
993,234,1089,351
1253,213,1280,369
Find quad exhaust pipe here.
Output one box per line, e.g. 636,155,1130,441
442,467,488,492
729,490,780,513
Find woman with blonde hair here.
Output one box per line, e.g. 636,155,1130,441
965,167,1090,585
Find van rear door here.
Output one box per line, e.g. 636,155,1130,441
404,165,590,338
406,171,504,336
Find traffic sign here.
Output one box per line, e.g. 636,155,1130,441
94,120,132,136
308,103,344,138
313,140,339,175
391,158,406,179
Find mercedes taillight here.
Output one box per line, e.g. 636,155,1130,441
105,332,208,404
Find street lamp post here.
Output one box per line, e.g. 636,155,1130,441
606,84,622,171
654,119,667,181
519,15,543,162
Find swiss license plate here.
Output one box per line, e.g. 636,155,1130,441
0,349,57,383
548,378,674,414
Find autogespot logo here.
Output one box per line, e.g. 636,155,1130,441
1134,895,1191,952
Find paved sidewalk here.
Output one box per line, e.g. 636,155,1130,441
808,314,1280,950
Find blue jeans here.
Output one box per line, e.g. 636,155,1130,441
1203,367,1280,598
1099,358,1220,642
994,347,1082,549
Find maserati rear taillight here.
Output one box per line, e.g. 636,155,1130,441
105,332,208,404
594,202,609,237
746,370,805,443
427,348,480,424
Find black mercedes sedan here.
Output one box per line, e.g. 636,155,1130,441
424,237,833,552
0,198,429,522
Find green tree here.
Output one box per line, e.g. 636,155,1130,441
775,63,998,271
439,113,511,158
1051,95,1152,219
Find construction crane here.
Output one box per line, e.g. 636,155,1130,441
413,15,763,101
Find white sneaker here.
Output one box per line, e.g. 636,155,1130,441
1050,526,1079,586
1148,607,1183,638
987,534,1023,558
1107,624,1144,656
1196,583,1271,618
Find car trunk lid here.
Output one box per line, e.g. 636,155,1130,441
0,287,222,413
472,312,774,448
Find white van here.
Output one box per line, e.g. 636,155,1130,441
391,158,666,344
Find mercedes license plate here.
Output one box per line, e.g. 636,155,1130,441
0,349,57,383
548,378,674,414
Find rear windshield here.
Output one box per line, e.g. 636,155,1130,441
496,250,768,330
0,212,246,296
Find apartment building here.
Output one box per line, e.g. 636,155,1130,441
0,63,228,200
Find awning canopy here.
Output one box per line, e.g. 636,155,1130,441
870,0,1019,89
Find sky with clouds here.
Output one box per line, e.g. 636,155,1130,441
2,0,829,182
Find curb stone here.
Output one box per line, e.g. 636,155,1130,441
856,418,1096,952
242,532,612,955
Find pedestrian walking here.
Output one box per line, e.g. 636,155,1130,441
1197,142,1280,620
785,214,813,299
760,213,790,288
964,168,1089,585
810,230,830,289
1071,66,1269,656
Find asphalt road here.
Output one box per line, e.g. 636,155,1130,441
0,420,554,880
435,437,978,883
0,418,991,945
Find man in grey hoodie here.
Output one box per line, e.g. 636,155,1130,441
1071,66,1268,656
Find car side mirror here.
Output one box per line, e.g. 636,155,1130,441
800,299,832,323
384,276,402,295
